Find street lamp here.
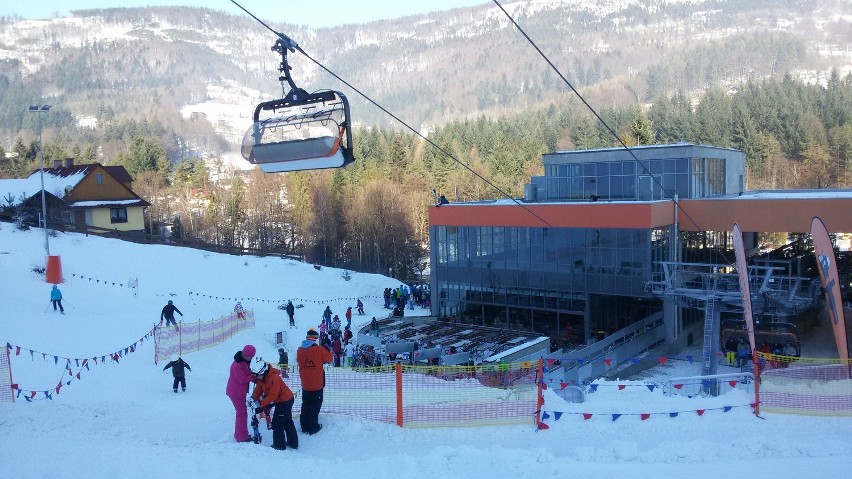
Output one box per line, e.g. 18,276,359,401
28,104,51,256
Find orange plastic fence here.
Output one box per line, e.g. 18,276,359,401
758,353,852,416
272,360,541,428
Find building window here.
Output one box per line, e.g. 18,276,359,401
110,207,128,224
96,173,103,185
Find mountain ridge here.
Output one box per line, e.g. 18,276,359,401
1,0,850,163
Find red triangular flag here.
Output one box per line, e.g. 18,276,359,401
696,409,705,416
618,384,626,390
674,384,684,389
582,413,593,420
640,413,650,421
658,357,667,365
728,380,737,388
537,422,549,430
559,382,568,390
546,359,554,366
603,358,612,366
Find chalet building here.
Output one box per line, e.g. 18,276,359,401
0,159,149,232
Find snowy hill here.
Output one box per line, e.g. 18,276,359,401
0,224,850,477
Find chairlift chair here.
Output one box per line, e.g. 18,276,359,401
242,34,355,173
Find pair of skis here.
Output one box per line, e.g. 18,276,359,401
247,398,272,444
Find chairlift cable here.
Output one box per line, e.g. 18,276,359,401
229,0,555,228
491,0,704,232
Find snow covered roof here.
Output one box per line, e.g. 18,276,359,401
69,199,150,208
0,163,144,207
0,169,85,205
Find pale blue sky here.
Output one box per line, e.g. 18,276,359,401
1,0,491,27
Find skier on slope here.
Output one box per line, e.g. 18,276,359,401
160,300,183,328
50,284,65,314
162,356,191,393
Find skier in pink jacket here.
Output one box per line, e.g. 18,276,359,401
226,344,256,442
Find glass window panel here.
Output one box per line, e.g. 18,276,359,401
557,178,568,199
623,176,636,199
650,160,664,175
570,178,584,199
546,178,559,199
623,161,636,175
569,164,582,177
584,177,597,198
609,176,623,199
597,176,610,198
638,176,653,201
558,165,568,176
676,173,689,197
583,163,596,176
609,162,622,175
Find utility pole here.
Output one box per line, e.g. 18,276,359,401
28,104,52,256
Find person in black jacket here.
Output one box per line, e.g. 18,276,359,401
163,356,191,392
285,300,296,328
160,300,183,328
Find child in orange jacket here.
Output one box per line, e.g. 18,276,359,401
251,363,298,450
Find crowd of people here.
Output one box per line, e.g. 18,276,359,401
383,284,430,311
723,336,799,370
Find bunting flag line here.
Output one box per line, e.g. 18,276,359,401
71,271,389,309
187,291,383,305
6,326,156,401
537,403,753,425
560,354,716,369
70,272,129,288
544,377,742,394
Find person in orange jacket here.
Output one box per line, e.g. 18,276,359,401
251,363,298,450
296,327,332,435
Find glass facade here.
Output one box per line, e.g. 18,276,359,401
544,157,725,201
431,225,668,344
430,145,745,349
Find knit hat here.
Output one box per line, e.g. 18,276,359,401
306,328,319,340
242,344,256,359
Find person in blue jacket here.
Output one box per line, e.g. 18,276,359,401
50,285,64,314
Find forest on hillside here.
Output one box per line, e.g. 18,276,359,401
2,74,851,280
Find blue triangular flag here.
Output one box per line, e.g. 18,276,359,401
541,411,551,420
723,406,733,412
646,384,656,392
590,384,599,392
669,412,678,418
686,355,693,364
554,412,563,421
611,414,621,422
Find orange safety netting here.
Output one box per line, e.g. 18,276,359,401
758,353,852,416
271,360,541,428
